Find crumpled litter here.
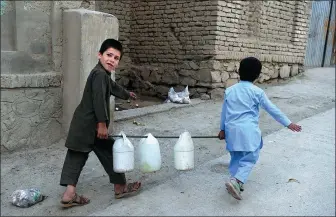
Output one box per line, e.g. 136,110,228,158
133,120,145,126
11,188,47,208
287,178,300,183
165,86,191,104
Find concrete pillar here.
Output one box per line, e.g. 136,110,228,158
51,1,96,72
62,9,119,134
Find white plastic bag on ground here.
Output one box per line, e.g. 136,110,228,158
138,133,162,173
167,86,191,104
113,131,134,172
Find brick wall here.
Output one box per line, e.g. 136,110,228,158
98,0,311,99
96,1,131,55
129,1,217,63
211,0,311,98
128,0,219,97
215,0,309,59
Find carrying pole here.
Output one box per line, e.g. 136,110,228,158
109,135,218,139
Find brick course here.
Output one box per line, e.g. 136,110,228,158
97,0,311,99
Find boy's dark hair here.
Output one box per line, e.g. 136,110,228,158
238,57,262,82
99,39,123,59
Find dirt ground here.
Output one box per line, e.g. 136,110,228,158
0,67,334,216
115,95,164,111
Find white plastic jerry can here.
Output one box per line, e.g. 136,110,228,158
174,131,194,170
138,133,162,173
113,131,134,172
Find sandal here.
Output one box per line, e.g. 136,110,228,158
60,193,90,208
225,179,242,200
115,182,142,199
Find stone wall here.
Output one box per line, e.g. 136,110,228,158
1,73,62,152
0,1,96,152
98,0,219,98
99,0,311,99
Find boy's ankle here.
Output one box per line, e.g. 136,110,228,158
230,177,241,183
230,177,244,191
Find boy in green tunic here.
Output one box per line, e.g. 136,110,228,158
60,39,141,208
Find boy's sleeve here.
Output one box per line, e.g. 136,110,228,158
110,79,130,100
220,94,227,131
92,72,109,123
259,91,291,127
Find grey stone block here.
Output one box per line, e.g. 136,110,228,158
291,64,299,76
200,93,211,100
1,72,61,88
211,71,222,83
280,64,291,78
209,88,224,100
1,88,63,151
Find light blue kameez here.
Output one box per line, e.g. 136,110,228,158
220,81,292,183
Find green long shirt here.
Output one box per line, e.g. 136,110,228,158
65,62,130,152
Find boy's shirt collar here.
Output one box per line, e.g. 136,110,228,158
97,61,112,76
239,80,253,84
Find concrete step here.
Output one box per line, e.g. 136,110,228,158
0,71,62,88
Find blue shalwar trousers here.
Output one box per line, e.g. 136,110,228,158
228,147,261,184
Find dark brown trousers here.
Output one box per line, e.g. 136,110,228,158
60,137,126,186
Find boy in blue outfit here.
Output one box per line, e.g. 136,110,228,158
218,57,302,200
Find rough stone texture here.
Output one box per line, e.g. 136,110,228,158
209,88,224,100
291,64,299,76
1,88,63,152
99,0,311,97
221,71,230,82
271,65,280,79
1,72,62,88
200,93,211,100
280,64,291,78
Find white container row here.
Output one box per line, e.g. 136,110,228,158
113,131,194,173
